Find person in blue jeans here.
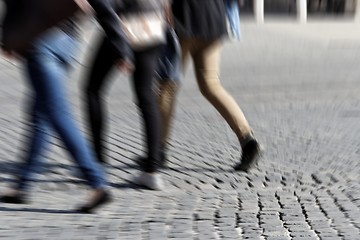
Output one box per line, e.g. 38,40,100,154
1,0,133,213
0,29,110,213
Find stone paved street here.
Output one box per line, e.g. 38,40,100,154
1,20,360,239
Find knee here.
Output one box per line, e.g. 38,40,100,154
199,81,223,100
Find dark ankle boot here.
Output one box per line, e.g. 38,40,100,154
234,137,262,172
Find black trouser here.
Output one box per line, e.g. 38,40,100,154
84,36,161,173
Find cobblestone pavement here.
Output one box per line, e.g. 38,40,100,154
1,21,360,240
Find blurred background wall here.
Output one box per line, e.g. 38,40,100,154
240,0,357,18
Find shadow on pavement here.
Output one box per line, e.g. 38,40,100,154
0,206,77,214
0,161,22,175
108,182,142,190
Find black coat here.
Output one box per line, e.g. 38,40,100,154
1,0,132,61
114,0,164,14
172,0,227,40
88,0,132,61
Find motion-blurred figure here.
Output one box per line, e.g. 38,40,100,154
83,0,169,190
0,0,132,213
159,0,263,171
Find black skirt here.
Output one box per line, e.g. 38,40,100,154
172,0,227,40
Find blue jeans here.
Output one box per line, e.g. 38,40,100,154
224,0,241,39
16,29,105,191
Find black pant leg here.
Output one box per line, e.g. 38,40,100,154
132,46,161,172
84,36,117,163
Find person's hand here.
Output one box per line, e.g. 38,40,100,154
116,58,134,74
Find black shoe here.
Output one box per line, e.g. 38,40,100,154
0,194,28,204
234,138,262,172
76,190,112,214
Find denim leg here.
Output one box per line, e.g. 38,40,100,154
23,30,105,189
16,99,50,191
224,0,241,39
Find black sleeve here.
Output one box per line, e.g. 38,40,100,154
87,0,133,62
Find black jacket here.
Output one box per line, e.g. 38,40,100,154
2,0,132,61
172,0,227,40
62,0,135,61
87,0,132,61
114,0,165,15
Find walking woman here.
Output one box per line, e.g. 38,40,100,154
158,0,262,171
83,0,169,190
0,0,132,213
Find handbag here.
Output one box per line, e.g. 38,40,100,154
119,12,166,50
1,0,89,54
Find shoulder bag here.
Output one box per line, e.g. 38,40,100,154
119,12,166,51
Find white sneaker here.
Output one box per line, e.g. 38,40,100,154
132,172,164,190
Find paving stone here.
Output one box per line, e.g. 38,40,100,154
1,21,360,240
266,237,291,240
